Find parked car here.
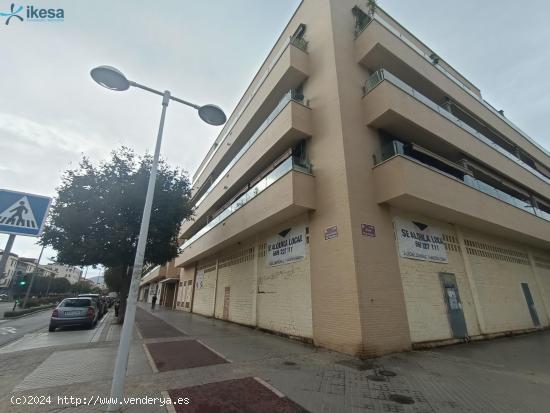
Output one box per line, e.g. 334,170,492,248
49,297,98,331
78,294,107,318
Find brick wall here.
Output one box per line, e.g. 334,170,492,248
214,245,256,325
184,215,313,339
394,208,550,344
393,210,481,343
462,227,550,332
192,260,216,317
256,221,313,338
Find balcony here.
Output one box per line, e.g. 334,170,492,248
373,155,550,248
355,12,550,164
139,260,180,287
139,265,165,286
175,157,315,266
192,37,309,195
180,92,312,238
363,70,550,198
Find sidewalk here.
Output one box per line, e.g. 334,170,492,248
134,303,550,413
1,302,549,412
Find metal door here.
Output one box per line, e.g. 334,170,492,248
439,273,468,338
521,282,540,327
223,287,230,320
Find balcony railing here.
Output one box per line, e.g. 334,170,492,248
380,141,550,223
193,90,306,209
356,9,549,158
183,156,310,249
365,69,550,186
192,35,308,185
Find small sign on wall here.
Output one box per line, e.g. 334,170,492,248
361,223,376,237
394,217,448,263
266,225,306,266
324,225,338,240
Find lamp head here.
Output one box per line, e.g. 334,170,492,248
198,104,227,126
90,66,130,91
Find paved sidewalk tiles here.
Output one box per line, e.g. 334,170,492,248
13,344,150,392
146,339,229,372
136,308,186,339
167,377,309,413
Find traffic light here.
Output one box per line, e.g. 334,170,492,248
14,273,29,289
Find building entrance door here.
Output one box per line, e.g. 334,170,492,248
521,282,540,327
439,273,468,338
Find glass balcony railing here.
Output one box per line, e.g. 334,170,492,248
192,35,308,185
358,11,549,157
462,175,538,216
365,69,550,186
379,141,550,223
182,156,310,249
193,90,306,209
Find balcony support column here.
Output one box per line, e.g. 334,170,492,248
527,251,550,324
454,225,487,334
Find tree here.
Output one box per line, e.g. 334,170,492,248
104,266,125,293
367,0,377,17
41,147,193,322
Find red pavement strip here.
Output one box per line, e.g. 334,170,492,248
167,377,309,413
146,340,229,372
136,308,186,339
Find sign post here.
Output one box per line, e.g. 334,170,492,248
0,189,52,292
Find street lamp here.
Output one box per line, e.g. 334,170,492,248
90,65,226,411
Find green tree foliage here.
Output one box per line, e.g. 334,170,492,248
104,266,125,293
367,0,377,17
40,147,193,321
12,274,71,296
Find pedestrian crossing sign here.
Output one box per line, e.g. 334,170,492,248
0,189,52,236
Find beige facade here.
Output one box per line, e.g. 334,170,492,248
139,259,181,308
43,263,82,284
140,0,550,357
0,252,18,288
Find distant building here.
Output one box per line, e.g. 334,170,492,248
43,263,82,285
0,250,19,289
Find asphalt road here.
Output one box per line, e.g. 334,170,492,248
0,306,51,348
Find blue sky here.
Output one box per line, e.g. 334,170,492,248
1,0,549,276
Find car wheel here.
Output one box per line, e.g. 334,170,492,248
48,325,56,332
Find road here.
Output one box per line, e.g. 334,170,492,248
0,306,51,348
0,304,112,352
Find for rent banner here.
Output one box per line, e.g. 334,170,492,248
394,217,448,263
266,225,306,266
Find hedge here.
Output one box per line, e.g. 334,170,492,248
3,304,56,318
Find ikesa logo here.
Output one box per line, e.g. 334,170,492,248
1,3,64,25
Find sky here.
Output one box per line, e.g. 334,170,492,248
1,0,549,278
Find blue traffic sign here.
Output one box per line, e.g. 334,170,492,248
0,189,52,236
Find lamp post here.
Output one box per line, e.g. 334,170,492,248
90,66,226,412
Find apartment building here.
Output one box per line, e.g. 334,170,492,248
138,260,182,308
140,0,550,357
0,250,18,289
43,263,82,284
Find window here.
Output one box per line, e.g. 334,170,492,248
61,298,91,307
